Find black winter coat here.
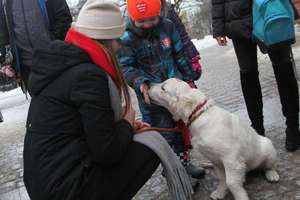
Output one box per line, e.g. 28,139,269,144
212,0,299,39
23,41,134,200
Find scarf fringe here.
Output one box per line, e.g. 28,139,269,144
133,132,194,200
165,158,194,200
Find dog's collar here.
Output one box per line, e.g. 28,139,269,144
186,99,208,127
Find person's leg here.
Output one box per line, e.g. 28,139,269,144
232,39,265,136
116,154,160,199
268,46,300,152
79,142,160,200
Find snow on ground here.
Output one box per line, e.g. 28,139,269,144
0,88,23,99
192,35,217,50
0,88,30,126
66,0,79,7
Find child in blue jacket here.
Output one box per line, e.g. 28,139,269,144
118,0,204,183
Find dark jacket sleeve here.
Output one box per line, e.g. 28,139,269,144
212,0,226,38
118,41,151,91
46,0,72,40
70,67,134,166
169,22,196,81
0,0,9,63
166,4,199,60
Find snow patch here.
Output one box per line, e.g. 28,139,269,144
0,87,24,99
66,0,79,7
192,35,217,51
0,88,30,122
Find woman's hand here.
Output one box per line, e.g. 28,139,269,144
123,106,135,127
216,36,228,46
134,120,150,131
140,83,151,104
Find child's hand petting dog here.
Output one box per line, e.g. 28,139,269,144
134,121,151,133
140,83,150,104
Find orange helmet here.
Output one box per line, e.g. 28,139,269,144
127,0,161,21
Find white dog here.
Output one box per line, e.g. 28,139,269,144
148,78,279,200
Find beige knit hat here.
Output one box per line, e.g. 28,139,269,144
73,0,125,39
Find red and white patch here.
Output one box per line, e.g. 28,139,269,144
162,37,171,48
136,2,147,14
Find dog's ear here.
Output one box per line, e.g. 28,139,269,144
179,91,197,107
175,92,195,122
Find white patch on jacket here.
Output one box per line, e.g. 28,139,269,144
148,78,279,200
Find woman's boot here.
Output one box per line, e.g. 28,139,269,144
240,71,265,136
273,61,300,152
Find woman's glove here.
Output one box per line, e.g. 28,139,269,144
0,65,16,78
191,55,202,80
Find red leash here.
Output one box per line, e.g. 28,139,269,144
135,126,181,134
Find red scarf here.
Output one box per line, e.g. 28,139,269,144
65,27,119,88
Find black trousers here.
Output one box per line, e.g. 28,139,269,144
232,38,299,130
78,142,160,200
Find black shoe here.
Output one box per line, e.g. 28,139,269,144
161,170,200,190
185,163,205,179
189,176,200,190
285,128,300,152
0,112,3,123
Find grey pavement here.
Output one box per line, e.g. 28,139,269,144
1,36,300,199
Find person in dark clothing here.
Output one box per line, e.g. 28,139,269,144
0,0,72,91
119,0,203,187
160,0,205,179
23,1,159,200
212,0,300,152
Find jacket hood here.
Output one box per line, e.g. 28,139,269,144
29,40,90,95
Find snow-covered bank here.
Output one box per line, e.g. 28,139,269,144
192,35,217,50
0,88,29,126
0,88,29,110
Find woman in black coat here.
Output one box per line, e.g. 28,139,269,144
212,0,300,152
23,1,159,200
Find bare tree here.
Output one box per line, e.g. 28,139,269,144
172,0,183,15
168,0,203,16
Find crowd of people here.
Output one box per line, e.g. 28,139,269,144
0,0,299,199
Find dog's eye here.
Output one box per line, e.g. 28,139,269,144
161,83,167,91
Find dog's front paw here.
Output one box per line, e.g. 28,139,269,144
210,189,227,200
265,169,280,182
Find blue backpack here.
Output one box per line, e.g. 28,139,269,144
253,0,295,52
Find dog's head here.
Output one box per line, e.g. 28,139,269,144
149,78,209,123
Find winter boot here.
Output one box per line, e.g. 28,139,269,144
161,168,200,190
285,128,300,152
161,150,206,180
272,60,300,152
179,151,206,179
189,176,200,190
240,71,265,136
